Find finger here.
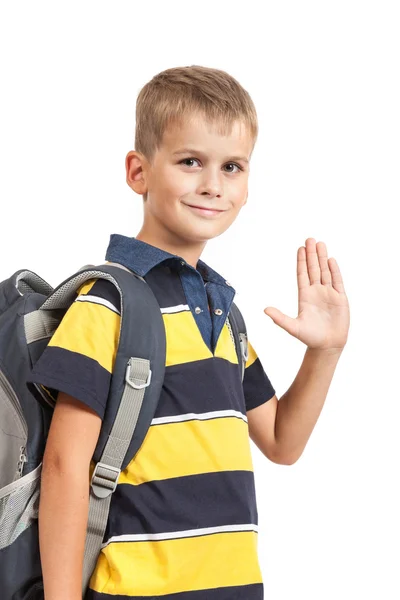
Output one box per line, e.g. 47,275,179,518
297,246,310,289
264,307,299,339
305,238,321,284
328,257,346,294
316,241,332,286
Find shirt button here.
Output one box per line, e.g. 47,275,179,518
214,308,223,316
180,260,185,266
195,307,202,314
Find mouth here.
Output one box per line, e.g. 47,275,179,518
184,204,226,216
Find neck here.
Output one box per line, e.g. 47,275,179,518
135,226,207,269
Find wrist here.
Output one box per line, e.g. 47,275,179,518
306,346,344,357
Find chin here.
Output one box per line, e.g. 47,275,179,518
172,223,223,244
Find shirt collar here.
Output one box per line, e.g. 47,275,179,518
105,234,231,287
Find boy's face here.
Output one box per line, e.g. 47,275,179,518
127,113,253,255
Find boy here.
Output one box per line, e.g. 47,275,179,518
28,65,349,599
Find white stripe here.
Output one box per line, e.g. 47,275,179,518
160,304,190,314
75,295,120,315
101,523,258,548
151,409,247,426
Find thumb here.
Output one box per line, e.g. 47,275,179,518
264,307,298,338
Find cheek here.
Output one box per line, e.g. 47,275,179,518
158,166,191,197
227,175,248,196
231,187,248,209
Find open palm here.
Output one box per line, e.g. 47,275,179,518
264,238,350,351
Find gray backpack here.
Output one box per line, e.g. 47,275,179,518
0,262,248,600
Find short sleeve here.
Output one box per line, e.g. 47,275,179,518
243,340,276,412
26,278,121,420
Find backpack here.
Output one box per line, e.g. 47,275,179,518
0,262,249,600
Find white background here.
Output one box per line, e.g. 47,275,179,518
1,1,399,598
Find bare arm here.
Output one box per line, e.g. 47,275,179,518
39,392,101,600
249,238,349,464
248,347,343,464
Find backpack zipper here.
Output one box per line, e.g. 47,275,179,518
0,370,28,438
0,369,28,478
17,446,27,477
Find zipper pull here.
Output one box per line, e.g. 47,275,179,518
17,446,27,477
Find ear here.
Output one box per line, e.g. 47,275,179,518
125,151,148,195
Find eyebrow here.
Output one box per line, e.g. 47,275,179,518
172,148,249,164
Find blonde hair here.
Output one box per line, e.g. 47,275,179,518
134,65,258,168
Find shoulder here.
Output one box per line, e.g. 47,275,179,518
75,278,121,314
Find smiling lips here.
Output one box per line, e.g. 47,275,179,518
185,204,226,215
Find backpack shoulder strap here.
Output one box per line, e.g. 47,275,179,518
27,262,165,595
228,302,248,382
76,263,166,595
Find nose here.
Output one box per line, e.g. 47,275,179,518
197,168,222,198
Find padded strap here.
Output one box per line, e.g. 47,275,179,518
39,268,129,311
81,262,150,595
81,357,152,594
228,302,248,381
15,270,53,296
24,310,59,344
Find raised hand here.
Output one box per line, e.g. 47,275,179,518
264,238,350,352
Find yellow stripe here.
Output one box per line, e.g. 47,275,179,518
48,297,120,373
245,340,258,369
163,311,238,366
163,310,212,366
214,320,238,363
77,279,97,296
119,416,253,486
89,530,262,595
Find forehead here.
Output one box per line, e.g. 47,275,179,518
160,115,254,157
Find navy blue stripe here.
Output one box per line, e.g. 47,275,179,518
156,358,246,418
27,346,111,419
86,583,263,600
104,470,258,540
84,278,121,312
243,357,276,411
144,263,187,308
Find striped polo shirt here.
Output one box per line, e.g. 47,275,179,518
28,234,276,599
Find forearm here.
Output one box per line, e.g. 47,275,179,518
39,459,89,600
275,347,343,463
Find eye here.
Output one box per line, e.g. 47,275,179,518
179,158,243,172
224,162,243,173
180,158,201,168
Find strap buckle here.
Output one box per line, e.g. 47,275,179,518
125,360,152,389
239,333,249,363
91,462,121,498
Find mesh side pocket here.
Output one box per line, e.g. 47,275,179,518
0,464,41,549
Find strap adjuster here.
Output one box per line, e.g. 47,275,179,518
239,333,249,362
91,462,121,499
125,360,152,389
